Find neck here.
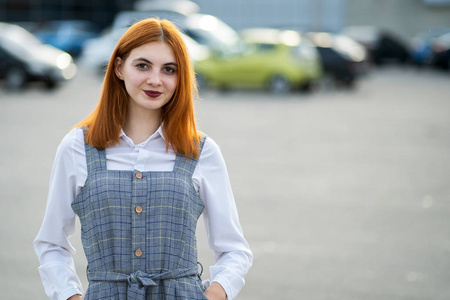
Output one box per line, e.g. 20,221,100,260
123,106,162,145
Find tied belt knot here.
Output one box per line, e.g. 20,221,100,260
87,264,202,299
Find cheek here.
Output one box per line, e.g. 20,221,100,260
167,76,178,93
123,72,146,89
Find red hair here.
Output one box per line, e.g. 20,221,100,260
76,18,201,158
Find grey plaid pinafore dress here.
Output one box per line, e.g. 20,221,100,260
72,132,208,300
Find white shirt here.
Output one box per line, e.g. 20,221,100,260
33,127,253,300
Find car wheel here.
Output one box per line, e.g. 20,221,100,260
299,81,314,93
44,80,58,90
340,78,356,89
6,67,27,90
268,75,291,94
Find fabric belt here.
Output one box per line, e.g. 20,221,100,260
87,265,199,299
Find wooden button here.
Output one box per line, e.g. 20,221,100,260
135,249,143,257
135,206,143,214
135,172,142,179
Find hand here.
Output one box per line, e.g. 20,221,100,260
67,295,84,300
204,282,227,300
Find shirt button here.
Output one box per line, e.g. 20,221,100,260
135,172,142,179
135,206,143,214
135,249,143,257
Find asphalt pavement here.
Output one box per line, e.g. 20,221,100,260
1,65,450,299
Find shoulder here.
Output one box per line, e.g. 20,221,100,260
197,135,228,171
55,128,86,160
200,136,222,160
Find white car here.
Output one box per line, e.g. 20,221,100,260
79,26,209,73
79,9,239,73
0,22,77,89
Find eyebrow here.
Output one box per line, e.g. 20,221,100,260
133,57,177,67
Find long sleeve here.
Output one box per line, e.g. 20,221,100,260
33,129,86,300
194,138,253,300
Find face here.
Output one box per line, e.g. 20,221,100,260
115,41,178,116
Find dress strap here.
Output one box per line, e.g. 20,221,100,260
173,135,207,177
81,127,107,174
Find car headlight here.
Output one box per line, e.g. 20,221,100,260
56,53,72,70
62,64,77,80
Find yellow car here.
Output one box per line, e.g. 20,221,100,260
195,28,322,93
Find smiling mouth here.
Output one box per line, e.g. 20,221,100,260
144,90,162,98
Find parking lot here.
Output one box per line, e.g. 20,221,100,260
1,65,450,299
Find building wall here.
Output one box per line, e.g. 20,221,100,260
346,0,450,38
193,0,450,38
0,0,133,28
192,0,346,32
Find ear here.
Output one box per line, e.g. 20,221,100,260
115,57,124,80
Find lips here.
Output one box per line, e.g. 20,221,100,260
144,90,162,98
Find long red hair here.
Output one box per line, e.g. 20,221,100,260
76,18,201,158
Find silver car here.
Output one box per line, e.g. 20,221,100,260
0,22,77,90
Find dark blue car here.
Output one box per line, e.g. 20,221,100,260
410,28,450,65
34,20,100,58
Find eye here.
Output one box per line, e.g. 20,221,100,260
164,66,176,74
136,63,148,69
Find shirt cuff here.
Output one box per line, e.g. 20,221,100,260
38,261,83,300
210,265,245,300
202,278,230,300
59,287,82,300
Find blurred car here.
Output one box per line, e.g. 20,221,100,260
195,28,322,93
34,20,100,58
80,9,193,74
306,32,368,87
79,9,239,73
130,0,241,52
79,26,210,74
0,22,77,90
183,14,241,52
79,27,126,72
430,32,450,69
341,26,411,65
410,28,450,65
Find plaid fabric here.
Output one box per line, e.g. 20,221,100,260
72,131,208,299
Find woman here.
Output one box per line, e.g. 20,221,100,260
33,18,252,300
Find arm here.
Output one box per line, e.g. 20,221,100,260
195,138,253,300
33,129,86,300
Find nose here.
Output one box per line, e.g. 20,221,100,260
147,70,162,86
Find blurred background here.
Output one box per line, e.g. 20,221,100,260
1,0,450,299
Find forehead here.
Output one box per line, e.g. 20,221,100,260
127,41,176,62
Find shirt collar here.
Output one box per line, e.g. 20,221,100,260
156,125,166,141
119,124,166,147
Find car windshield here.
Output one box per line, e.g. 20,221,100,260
185,14,240,50
334,35,366,62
